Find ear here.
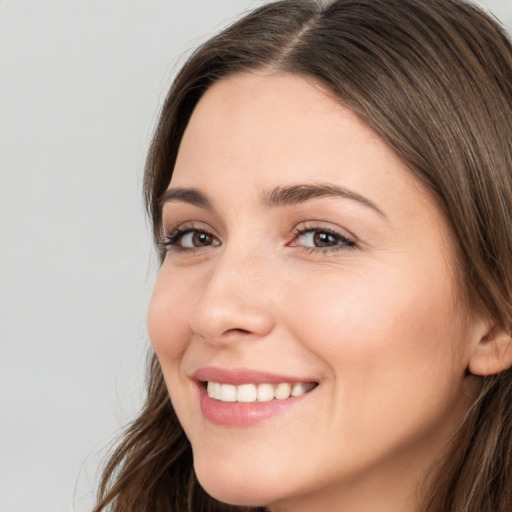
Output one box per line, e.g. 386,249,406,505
468,323,512,376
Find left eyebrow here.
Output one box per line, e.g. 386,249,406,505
262,183,387,219
159,187,213,210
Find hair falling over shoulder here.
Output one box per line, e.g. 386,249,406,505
94,1,512,510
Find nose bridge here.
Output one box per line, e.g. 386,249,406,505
189,240,276,343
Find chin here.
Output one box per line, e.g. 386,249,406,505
194,458,282,508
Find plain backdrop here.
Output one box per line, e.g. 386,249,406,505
1,1,511,511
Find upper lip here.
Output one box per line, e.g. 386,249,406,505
193,366,317,386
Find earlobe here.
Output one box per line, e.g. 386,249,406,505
468,324,512,376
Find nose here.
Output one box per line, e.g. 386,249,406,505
189,249,276,346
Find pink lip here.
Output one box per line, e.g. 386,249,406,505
192,367,317,427
193,366,314,385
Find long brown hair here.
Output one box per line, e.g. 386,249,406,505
94,1,512,510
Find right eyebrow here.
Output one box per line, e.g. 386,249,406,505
159,187,213,210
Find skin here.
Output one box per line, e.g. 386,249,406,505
147,72,488,512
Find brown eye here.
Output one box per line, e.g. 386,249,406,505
163,229,221,251
191,232,214,247
178,230,220,248
292,227,356,252
313,232,338,247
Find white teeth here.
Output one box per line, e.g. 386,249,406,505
207,381,222,399
206,381,315,403
274,382,292,400
291,382,307,397
256,383,275,402
220,383,237,402
237,383,257,402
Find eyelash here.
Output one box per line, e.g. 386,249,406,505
161,226,218,253
161,224,356,254
290,225,356,254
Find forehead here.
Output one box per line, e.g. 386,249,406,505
173,71,422,207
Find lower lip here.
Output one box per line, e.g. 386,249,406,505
198,384,311,427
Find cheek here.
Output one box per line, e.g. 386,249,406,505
279,266,470,465
147,268,193,363
283,264,465,408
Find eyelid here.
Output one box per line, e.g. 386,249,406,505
162,220,215,237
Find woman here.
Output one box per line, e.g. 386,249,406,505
95,0,512,510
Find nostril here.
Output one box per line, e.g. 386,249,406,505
226,328,252,335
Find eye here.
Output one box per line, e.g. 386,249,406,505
163,228,221,251
290,226,356,252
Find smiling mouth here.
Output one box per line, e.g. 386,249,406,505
205,381,317,403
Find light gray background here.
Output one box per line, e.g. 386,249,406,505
1,1,511,511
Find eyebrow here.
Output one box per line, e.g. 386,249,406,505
262,183,386,218
160,183,385,218
159,187,213,210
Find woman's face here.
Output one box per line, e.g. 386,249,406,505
148,72,480,511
